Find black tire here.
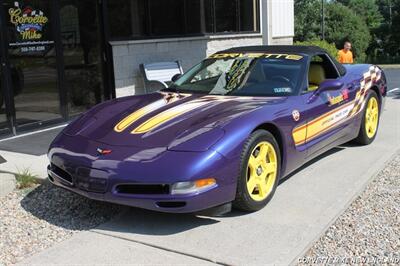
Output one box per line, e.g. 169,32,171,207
354,91,380,145
233,130,281,212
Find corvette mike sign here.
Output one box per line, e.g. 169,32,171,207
8,1,53,53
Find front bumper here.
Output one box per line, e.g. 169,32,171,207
47,134,238,213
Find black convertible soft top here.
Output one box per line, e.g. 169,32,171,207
219,45,347,76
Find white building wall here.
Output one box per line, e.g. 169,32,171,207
262,0,294,45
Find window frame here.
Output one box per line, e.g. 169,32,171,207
107,0,261,41
302,53,342,94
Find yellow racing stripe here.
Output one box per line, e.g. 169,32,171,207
114,93,187,133
131,101,210,134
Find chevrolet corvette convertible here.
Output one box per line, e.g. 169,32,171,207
47,46,387,213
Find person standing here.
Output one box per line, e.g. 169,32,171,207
337,41,354,64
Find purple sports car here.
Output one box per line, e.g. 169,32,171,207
47,46,387,213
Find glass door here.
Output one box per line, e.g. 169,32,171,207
59,0,107,116
0,51,9,133
0,2,12,135
4,0,62,129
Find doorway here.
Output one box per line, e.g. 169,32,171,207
0,51,9,133
59,0,110,116
0,0,113,137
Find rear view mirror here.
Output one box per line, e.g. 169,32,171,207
171,73,182,83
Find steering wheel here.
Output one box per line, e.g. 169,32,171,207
271,75,290,83
270,75,294,88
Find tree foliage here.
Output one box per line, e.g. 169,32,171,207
294,1,371,62
295,0,400,63
374,0,400,60
295,39,338,59
336,0,383,29
324,3,371,62
294,0,322,42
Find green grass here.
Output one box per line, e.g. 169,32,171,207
15,169,40,189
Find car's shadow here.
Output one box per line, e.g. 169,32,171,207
21,145,346,235
20,183,219,235
20,183,124,231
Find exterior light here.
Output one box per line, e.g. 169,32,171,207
171,178,216,195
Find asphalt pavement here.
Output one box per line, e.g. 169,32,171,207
17,69,400,265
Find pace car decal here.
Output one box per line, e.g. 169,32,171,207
348,66,382,117
292,110,300,122
208,53,303,61
326,89,349,106
293,66,381,147
114,93,190,133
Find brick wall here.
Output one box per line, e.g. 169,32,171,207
111,35,263,97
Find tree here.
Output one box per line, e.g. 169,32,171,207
376,0,400,58
294,0,322,41
336,0,386,62
324,3,371,62
294,1,371,62
336,0,383,29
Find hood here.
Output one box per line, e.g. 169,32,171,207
64,92,285,150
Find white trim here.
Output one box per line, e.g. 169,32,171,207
0,124,67,143
272,35,294,39
110,33,262,46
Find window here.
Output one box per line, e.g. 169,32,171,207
307,55,339,92
168,54,305,97
214,0,237,32
206,0,260,33
107,0,260,40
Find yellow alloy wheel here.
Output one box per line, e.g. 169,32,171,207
365,97,379,139
246,141,277,201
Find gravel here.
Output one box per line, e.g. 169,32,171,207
0,182,122,266
299,154,400,265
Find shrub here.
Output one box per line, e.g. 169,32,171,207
295,40,338,59
15,169,40,189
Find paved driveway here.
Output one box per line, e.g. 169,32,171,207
17,69,400,265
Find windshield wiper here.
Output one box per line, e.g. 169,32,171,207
162,86,183,97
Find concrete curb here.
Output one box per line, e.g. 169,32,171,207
0,173,16,197
378,64,400,69
0,151,48,182
291,148,400,264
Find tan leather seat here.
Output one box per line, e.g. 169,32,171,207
308,64,326,91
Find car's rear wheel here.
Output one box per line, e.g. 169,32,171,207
233,130,281,212
354,91,380,145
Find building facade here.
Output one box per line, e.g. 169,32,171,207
0,0,293,137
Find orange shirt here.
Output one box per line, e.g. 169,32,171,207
337,49,354,64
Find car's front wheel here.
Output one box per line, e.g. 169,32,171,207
233,130,281,212
354,91,380,145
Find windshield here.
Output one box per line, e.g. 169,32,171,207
167,53,306,97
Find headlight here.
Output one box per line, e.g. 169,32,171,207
171,178,217,195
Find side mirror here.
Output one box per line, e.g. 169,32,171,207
307,80,344,104
171,73,182,83
316,80,344,94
